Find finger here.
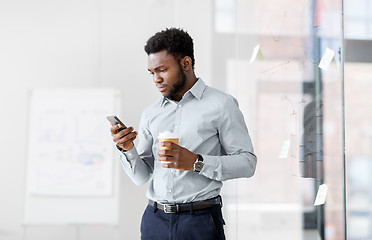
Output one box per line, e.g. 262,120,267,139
117,136,136,149
116,136,136,151
118,126,134,136
116,131,137,145
115,130,136,141
157,149,175,156
161,162,169,168
157,156,174,162
110,124,124,134
161,162,176,168
160,141,179,148
111,125,133,136
113,127,135,141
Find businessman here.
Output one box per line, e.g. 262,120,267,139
110,28,257,240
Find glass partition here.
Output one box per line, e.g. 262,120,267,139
212,0,346,239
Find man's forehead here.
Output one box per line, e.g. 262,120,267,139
148,50,171,59
148,51,175,67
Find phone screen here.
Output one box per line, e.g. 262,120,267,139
107,115,127,131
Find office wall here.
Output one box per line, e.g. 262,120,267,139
0,0,212,239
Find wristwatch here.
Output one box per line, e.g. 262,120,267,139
193,154,204,172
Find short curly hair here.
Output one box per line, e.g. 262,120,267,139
144,28,195,69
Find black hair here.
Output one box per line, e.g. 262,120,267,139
144,28,195,69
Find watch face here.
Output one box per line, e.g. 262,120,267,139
194,161,204,172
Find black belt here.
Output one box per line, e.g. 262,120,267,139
148,196,222,214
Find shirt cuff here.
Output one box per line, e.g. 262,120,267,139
118,146,140,168
199,155,220,179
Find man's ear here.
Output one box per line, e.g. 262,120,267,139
181,56,192,71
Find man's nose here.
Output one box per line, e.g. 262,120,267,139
153,73,163,83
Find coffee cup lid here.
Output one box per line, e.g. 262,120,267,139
159,131,178,138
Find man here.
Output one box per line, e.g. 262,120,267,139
110,28,257,240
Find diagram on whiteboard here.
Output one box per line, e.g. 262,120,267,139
26,89,117,196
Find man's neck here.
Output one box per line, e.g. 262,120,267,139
172,74,198,101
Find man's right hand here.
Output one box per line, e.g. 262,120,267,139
110,124,138,151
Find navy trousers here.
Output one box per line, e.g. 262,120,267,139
140,204,226,240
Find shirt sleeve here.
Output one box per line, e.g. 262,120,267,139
118,111,154,186
200,95,257,181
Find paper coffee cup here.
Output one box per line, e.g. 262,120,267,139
158,131,179,150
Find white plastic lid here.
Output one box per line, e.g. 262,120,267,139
158,131,178,138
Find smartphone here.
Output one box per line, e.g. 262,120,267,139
107,115,127,131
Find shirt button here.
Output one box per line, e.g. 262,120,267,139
178,105,181,108
168,189,172,193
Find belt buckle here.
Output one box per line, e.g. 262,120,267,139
163,204,176,213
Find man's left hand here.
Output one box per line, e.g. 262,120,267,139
157,142,197,171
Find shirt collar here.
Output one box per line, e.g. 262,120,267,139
160,78,206,107
189,78,206,100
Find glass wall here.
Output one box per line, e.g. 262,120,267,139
212,0,346,239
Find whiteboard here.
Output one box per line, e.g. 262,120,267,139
24,89,121,225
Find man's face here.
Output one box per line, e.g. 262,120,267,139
148,50,187,101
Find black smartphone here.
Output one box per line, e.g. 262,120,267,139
107,115,127,131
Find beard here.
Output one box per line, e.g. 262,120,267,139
168,63,187,100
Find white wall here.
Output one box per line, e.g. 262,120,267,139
0,0,212,239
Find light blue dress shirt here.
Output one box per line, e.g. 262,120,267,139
119,79,257,204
